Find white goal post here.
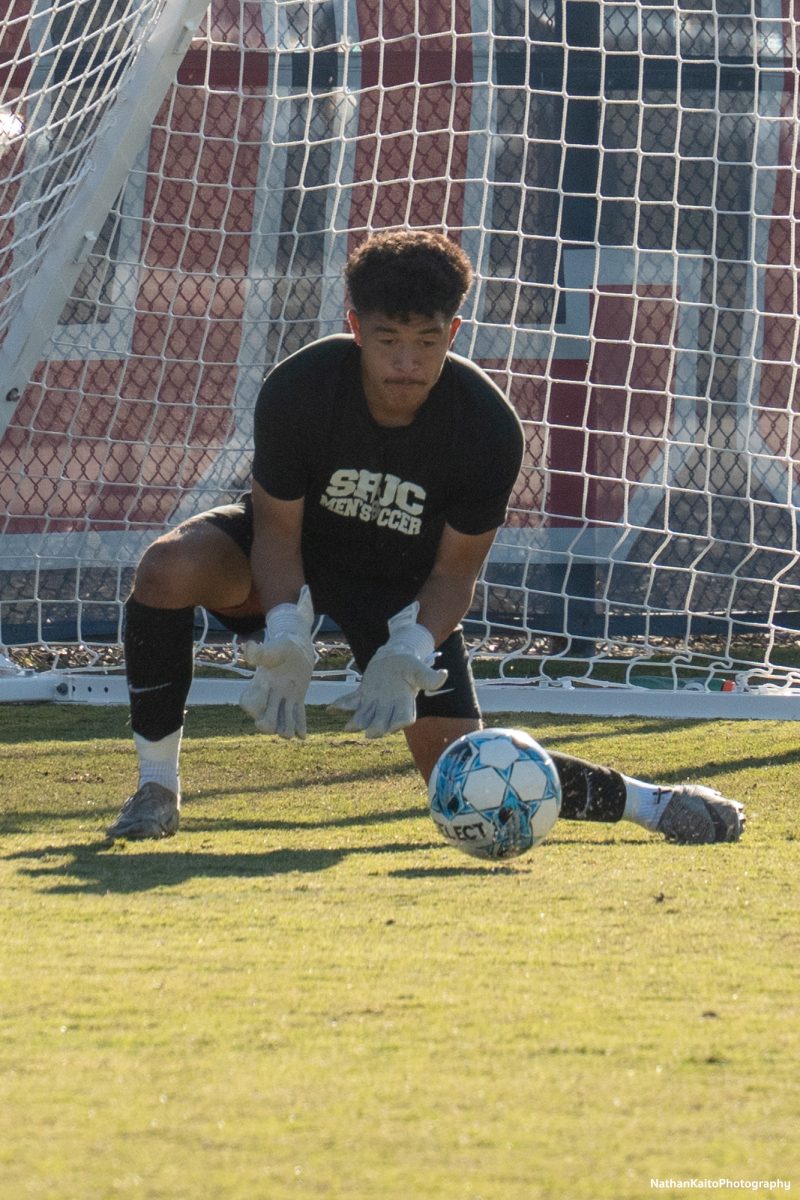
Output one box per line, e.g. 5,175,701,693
2,0,800,719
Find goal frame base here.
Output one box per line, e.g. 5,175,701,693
2,673,798,720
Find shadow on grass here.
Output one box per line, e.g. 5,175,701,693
5,818,665,894
0,802,426,837
390,864,520,877
389,832,657,873
178,805,426,835
5,836,451,894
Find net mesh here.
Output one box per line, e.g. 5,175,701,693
2,0,800,699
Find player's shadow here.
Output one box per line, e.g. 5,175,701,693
173,801,424,835
0,800,425,838
389,864,520,878
4,836,447,895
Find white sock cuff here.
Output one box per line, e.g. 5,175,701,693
134,728,183,762
135,729,182,794
622,775,673,831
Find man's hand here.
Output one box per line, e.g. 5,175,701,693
329,602,447,737
240,586,316,738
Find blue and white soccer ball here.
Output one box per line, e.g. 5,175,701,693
428,728,561,861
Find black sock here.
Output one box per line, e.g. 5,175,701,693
124,596,195,740
550,752,627,822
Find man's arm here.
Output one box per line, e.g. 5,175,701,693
240,480,315,739
249,479,306,612
415,523,498,645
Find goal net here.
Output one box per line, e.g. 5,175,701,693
2,0,800,715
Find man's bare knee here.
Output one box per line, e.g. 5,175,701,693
133,536,197,607
133,522,252,610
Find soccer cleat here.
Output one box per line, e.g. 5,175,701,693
106,782,180,840
657,784,745,845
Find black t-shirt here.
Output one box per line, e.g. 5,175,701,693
252,334,523,591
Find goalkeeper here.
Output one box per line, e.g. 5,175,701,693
108,230,744,846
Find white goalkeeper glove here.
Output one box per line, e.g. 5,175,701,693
240,585,316,739
329,601,448,738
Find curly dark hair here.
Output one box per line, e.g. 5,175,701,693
345,229,474,319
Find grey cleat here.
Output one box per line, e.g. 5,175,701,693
657,784,745,844
106,782,180,840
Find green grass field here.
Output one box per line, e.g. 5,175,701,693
1,703,798,1200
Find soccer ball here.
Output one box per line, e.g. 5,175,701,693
428,728,561,861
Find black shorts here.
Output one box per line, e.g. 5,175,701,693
202,498,481,721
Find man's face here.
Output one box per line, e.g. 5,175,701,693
348,309,461,425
